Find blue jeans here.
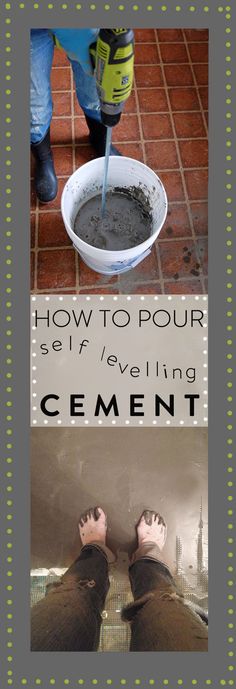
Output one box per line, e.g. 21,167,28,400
30,29,101,144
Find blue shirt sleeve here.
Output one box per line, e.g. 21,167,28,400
52,28,99,73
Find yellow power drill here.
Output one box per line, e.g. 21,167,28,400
91,28,135,127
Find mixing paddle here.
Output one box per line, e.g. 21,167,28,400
101,126,112,218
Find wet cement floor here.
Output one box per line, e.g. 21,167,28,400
73,190,152,251
31,428,208,573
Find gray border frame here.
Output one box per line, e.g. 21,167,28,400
0,0,235,686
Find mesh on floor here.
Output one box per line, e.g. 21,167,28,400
30,565,208,652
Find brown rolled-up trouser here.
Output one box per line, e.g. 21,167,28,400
31,542,208,652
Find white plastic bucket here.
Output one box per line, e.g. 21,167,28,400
61,156,168,275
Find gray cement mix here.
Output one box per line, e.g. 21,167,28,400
73,189,152,251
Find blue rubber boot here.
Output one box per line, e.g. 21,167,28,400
31,128,58,203
85,116,122,157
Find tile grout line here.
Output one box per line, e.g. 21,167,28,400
150,34,169,295
156,30,206,294
33,172,208,182
70,65,80,293
53,111,207,119
134,74,149,165
119,72,144,294
183,33,208,293
33,197,208,213
30,234,208,250
135,60,209,66
31,273,203,295
52,60,208,69
52,40,209,53
156,29,195,244
52,85,208,95
153,33,172,294
51,138,208,148
134,85,208,91
34,195,39,291
134,56,165,294
182,33,208,137
32,199,208,208
31,172,208,182
52,58,209,70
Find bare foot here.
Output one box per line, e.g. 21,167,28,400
137,510,167,551
78,507,107,546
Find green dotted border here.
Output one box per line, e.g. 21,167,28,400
224,1,235,685
3,2,14,689
2,1,234,687
1,1,232,11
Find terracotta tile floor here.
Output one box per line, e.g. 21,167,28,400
31,28,208,294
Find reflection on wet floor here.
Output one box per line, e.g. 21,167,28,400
31,428,208,651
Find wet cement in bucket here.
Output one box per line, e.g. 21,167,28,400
73,187,152,251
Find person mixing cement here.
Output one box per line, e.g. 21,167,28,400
31,507,208,651
30,29,122,203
